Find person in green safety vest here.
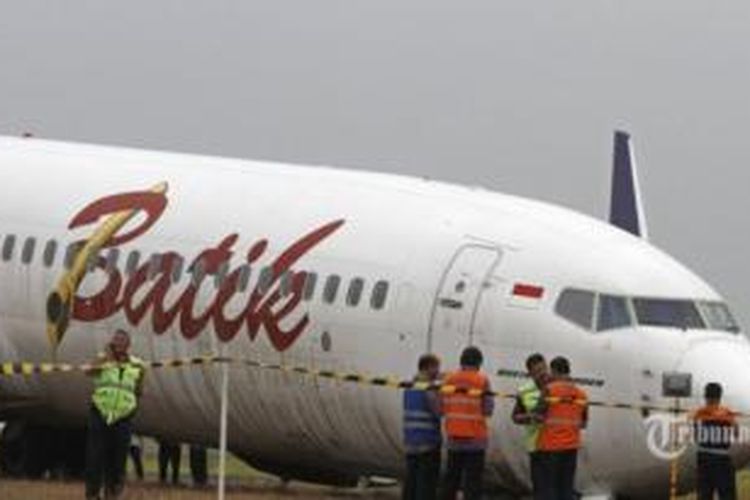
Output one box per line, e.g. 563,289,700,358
511,353,550,500
84,329,145,500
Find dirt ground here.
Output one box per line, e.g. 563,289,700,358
0,479,399,500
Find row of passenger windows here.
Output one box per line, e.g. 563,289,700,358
1,235,390,310
555,288,739,334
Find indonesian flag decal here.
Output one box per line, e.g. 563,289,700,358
509,282,545,309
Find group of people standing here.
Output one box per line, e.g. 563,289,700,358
402,348,588,500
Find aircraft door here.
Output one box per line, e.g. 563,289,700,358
428,244,502,359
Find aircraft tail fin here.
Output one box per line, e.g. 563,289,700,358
609,130,649,239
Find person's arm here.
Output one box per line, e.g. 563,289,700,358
83,352,108,376
426,389,441,417
135,363,146,398
579,389,589,429
512,395,531,425
482,379,495,417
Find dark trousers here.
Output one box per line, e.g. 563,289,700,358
529,452,549,500
128,442,144,480
85,406,133,499
158,441,182,484
189,445,208,486
697,453,736,500
403,448,441,500
441,449,485,500
537,450,577,500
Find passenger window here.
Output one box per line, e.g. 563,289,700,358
105,248,120,273
21,237,36,264
302,272,317,301
596,295,632,332
323,275,341,304
371,280,390,310
257,267,273,294
280,271,293,296
125,251,141,276
43,240,58,268
191,259,206,286
237,265,252,291
171,256,184,283
2,235,16,262
346,278,365,307
147,254,162,279
214,262,229,288
64,242,82,269
555,289,595,330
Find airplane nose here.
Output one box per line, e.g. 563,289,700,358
676,339,750,463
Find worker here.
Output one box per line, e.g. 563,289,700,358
537,356,587,500
692,382,738,500
402,353,442,500
511,353,549,499
84,329,146,500
441,346,494,500
158,440,182,485
189,445,209,487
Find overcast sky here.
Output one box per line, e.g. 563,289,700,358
1,1,748,326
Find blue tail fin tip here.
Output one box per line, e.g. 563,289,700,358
609,130,648,239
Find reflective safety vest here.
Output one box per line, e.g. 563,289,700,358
442,370,489,440
518,380,543,452
538,379,587,451
403,387,442,453
692,404,737,456
92,356,145,425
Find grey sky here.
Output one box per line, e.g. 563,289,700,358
1,1,748,326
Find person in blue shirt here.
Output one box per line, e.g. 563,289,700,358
403,354,442,500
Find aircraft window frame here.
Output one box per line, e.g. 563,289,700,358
346,277,365,307
555,288,596,331
596,294,633,332
323,275,341,304
2,235,16,262
371,280,390,310
632,297,706,330
302,272,317,301
43,240,58,268
21,237,36,265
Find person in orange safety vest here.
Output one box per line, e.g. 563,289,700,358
537,356,588,500
440,346,494,500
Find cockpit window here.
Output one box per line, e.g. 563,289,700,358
555,289,595,330
596,295,632,332
632,298,705,330
699,302,740,334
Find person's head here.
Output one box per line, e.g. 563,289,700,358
550,356,570,377
460,346,483,369
704,382,723,404
417,354,441,379
525,353,548,383
109,329,131,357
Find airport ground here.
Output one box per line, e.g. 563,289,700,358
2,440,749,499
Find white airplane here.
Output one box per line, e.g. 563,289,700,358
0,132,745,499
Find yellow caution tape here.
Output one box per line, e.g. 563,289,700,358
0,355,734,417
